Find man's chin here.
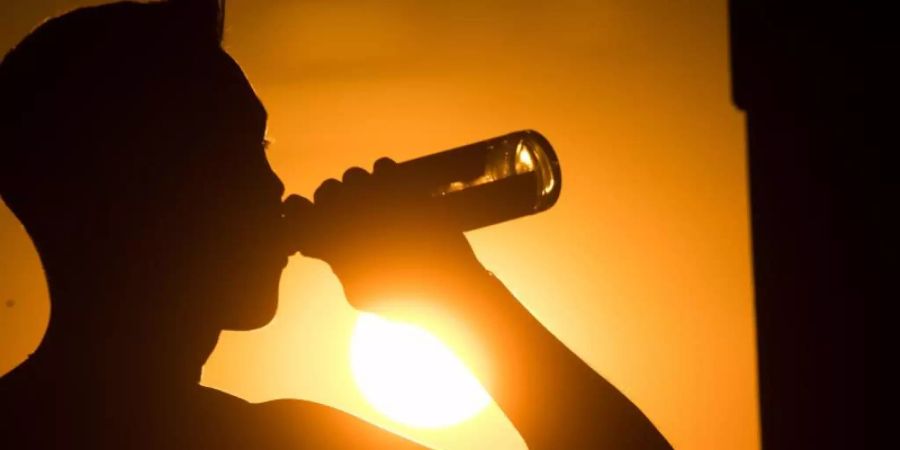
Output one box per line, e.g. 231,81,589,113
221,294,279,331
217,261,285,330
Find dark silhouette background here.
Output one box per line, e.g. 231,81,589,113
729,1,867,448
0,1,673,448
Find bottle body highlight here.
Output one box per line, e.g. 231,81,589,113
393,129,561,231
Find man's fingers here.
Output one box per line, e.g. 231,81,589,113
373,157,398,175
282,194,314,221
342,167,370,187
283,194,313,211
313,178,342,205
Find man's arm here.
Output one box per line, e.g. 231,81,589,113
417,268,672,449
253,399,428,449
284,160,672,449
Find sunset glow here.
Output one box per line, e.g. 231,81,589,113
1,1,758,449
350,313,491,428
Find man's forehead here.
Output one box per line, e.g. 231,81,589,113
214,50,267,132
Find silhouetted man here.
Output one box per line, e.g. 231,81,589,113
0,1,672,448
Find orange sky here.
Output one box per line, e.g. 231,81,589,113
0,1,757,448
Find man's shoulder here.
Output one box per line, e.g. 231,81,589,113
246,397,427,449
0,377,426,450
196,387,424,449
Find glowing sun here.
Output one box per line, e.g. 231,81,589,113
350,313,491,428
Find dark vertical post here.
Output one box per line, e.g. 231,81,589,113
728,2,868,449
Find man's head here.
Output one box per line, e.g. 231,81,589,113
0,1,286,334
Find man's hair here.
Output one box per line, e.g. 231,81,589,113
0,0,226,241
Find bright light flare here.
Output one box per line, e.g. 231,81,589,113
350,313,491,428
515,140,536,173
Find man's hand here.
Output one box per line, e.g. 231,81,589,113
282,157,672,450
282,157,488,314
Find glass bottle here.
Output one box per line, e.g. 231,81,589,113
394,129,562,230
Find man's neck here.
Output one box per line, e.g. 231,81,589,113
24,254,223,394
29,306,220,394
